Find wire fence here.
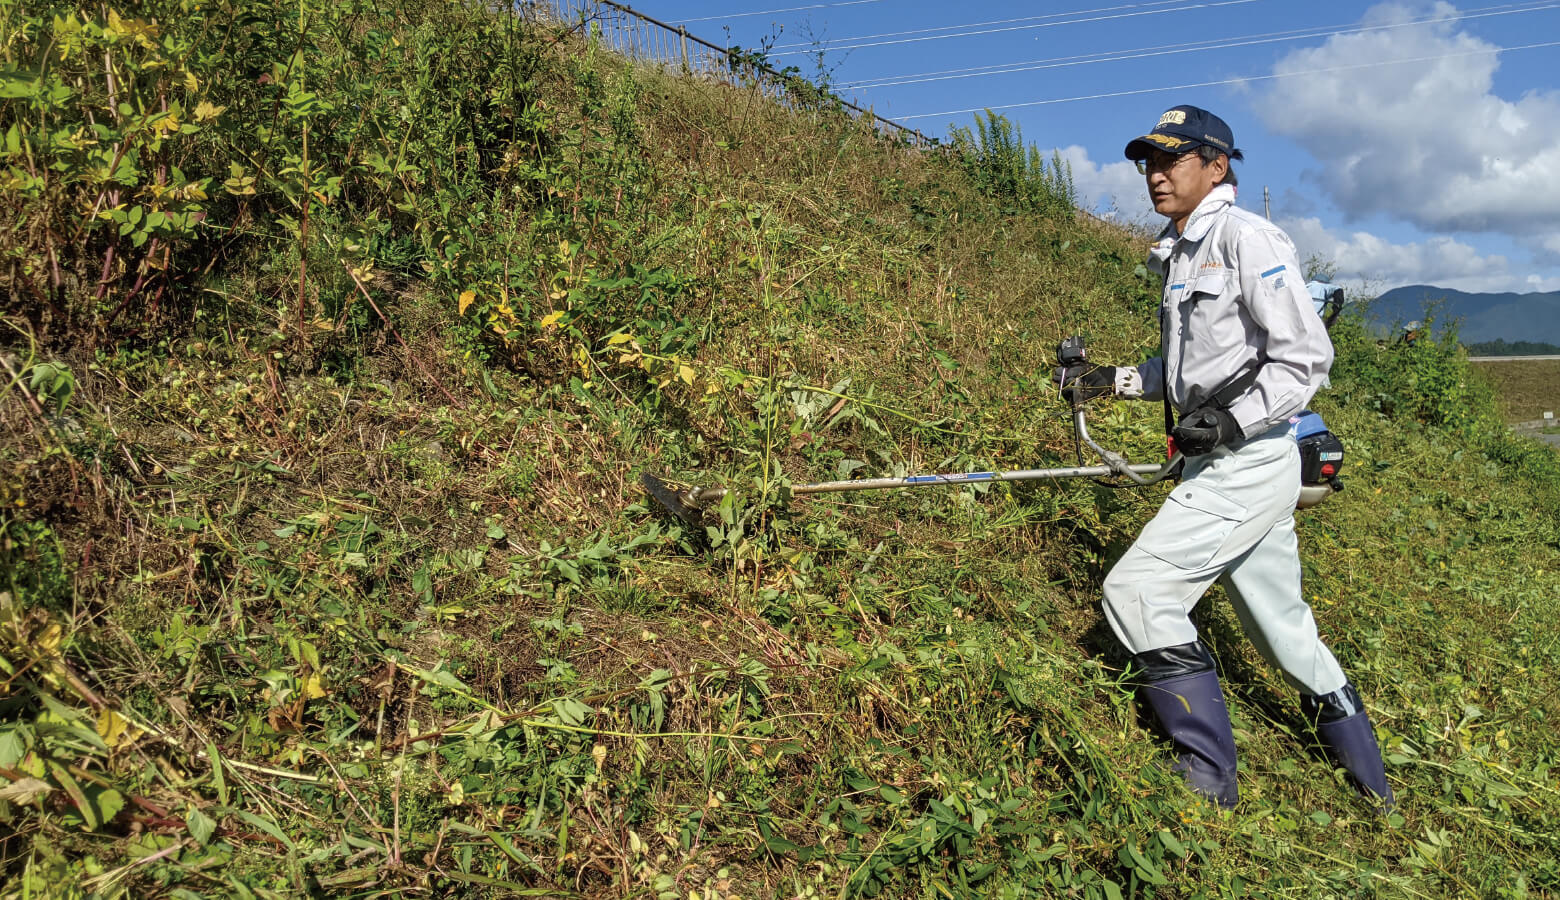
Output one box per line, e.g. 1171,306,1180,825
521,0,935,147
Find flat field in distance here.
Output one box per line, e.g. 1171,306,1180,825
1469,358,1560,421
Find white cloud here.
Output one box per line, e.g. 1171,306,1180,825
1279,216,1560,293
1049,145,1155,224
1039,134,1560,295
1258,2,1560,242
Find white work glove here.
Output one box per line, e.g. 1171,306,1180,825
1054,365,1143,401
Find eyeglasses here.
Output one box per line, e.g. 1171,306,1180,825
1135,153,1201,175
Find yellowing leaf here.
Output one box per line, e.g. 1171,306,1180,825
606,333,634,346
677,365,696,386
458,290,475,315
301,673,327,700
538,311,564,329
223,172,256,196
193,100,226,122
36,623,62,655
96,709,136,749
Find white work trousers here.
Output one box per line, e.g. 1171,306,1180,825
1102,426,1348,695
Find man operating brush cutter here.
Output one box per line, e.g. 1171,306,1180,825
1058,105,1392,811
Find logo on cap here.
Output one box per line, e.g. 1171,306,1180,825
1124,104,1237,163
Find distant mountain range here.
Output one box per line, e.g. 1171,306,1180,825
1367,285,1560,346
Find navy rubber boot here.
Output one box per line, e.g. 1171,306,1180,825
1134,642,1239,809
1302,683,1395,811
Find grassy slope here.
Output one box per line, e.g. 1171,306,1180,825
3,7,1560,899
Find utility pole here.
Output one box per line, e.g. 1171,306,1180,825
1263,186,1271,220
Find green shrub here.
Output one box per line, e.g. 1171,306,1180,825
0,0,550,345
1329,312,1500,436
948,111,1077,215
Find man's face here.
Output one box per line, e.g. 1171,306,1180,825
1140,148,1227,225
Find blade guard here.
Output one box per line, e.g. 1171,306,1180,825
641,472,713,528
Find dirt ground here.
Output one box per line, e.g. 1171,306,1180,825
1468,358,1560,422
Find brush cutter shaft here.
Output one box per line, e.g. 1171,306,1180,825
680,462,1167,507
646,401,1183,521
791,464,1166,496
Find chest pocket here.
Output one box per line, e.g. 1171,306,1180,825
1181,271,1230,303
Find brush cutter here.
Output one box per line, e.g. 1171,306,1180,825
642,337,1182,526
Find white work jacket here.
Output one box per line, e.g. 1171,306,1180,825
1135,184,1333,437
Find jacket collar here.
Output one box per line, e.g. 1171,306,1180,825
1157,183,1237,244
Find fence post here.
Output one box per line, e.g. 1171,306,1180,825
679,26,689,72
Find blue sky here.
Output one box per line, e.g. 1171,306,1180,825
639,1,1560,295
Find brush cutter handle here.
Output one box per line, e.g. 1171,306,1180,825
1073,409,1183,485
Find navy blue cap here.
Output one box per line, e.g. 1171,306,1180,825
1124,105,1236,160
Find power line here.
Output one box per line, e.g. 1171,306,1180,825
894,39,1560,121
841,0,1560,90
845,27,1327,89
767,0,1265,57
674,0,890,25
843,1,1557,88
769,0,1186,49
